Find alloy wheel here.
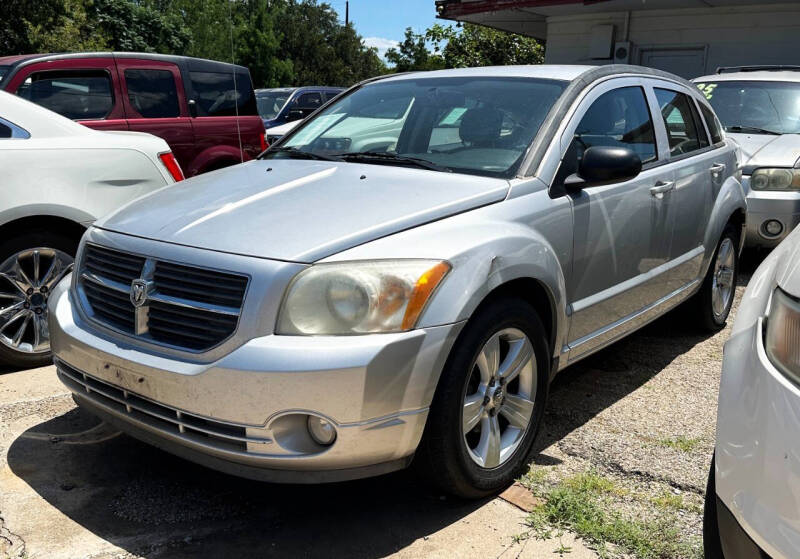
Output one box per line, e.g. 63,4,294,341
0,247,73,354
711,238,735,318
462,327,537,469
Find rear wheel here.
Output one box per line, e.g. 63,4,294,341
0,231,77,368
415,298,549,498
694,224,739,331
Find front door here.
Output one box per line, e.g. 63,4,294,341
115,57,195,172
555,80,675,360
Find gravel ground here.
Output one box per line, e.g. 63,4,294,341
515,250,764,556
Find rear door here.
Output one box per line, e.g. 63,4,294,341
115,57,194,171
649,81,718,287
6,57,127,131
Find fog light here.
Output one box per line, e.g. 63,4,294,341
307,416,336,446
764,219,784,237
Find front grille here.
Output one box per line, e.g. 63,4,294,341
56,359,267,453
79,244,248,351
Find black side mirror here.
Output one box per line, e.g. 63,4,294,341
287,109,305,121
565,146,642,189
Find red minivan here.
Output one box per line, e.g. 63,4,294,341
0,52,267,176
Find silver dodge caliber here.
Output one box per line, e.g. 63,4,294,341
49,65,746,497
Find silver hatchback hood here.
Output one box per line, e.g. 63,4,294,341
729,132,800,169
96,159,509,263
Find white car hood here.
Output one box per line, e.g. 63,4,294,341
729,132,800,169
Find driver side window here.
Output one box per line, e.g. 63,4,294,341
557,86,656,184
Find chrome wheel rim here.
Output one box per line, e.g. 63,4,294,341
711,238,735,319
462,327,537,469
0,248,73,354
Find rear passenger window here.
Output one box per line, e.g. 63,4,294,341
124,69,179,118
297,92,322,109
17,70,113,120
189,72,257,117
558,86,656,183
654,89,709,156
699,103,724,144
0,122,11,138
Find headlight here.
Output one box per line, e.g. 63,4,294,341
750,168,800,191
276,260,450,335
765,288,800,382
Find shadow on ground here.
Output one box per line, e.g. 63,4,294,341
6,250,766,558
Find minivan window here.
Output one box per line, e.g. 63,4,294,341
699,103,724,144
274,77,567,178
696,80,800,134
17,70,113,120
297,92,322,109
655,89,706,156
189,71,257,117
256,90,292,119
124,69,180,118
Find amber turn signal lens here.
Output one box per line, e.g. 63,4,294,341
401,261,451,330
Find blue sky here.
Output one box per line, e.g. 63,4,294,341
327,0,444,59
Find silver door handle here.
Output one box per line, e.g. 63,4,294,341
710,163,726,176
650,181,675,198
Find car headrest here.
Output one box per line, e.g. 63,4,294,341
459,107,504,146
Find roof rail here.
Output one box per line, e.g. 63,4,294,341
717,65,800,74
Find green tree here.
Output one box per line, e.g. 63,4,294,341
90,0,191,53
427,23,544,68
385,27,445,72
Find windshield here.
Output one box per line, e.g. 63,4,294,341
0,66,8,84
696,80,800,134
256,90,294,120
267,77,567,178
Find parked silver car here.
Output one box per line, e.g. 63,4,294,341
49,65,745,497
694,66,800,248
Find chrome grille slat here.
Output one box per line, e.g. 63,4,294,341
79,244,247,351
56,360,268,449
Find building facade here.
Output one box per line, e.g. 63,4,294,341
435,0,800,79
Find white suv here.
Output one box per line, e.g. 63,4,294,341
694,66,800,248
0,91,182,367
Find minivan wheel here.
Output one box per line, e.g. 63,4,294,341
0,231,77,368
415,298,549,498
695,224,739,331
703,456,724,559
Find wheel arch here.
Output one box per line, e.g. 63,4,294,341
0,214,88,246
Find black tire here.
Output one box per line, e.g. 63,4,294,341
414,297,550,498
0,229,80,369
694,224,739,332
703,456,724,559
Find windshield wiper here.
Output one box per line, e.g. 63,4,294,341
726,125,781,135
337,151,452,173
263,146,343,161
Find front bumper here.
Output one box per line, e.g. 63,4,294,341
715,316,800,558
49,277,464,482
743,180,800,247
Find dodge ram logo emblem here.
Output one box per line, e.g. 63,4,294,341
130,279,150,307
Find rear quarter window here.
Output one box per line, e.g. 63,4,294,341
16,70,113,120
189,71,257,117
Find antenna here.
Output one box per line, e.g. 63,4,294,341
345,1,349,26
228,0,244,163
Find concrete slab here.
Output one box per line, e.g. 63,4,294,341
0,366,597,559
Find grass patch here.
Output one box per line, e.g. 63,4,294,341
524,471,700,559
650,491,703,514
656,436,700,453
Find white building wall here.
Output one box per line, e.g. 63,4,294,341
543,3,800,78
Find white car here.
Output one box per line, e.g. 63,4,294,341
706,222,800,557
264,119,300,145
694,66,800,248
0,90,182,368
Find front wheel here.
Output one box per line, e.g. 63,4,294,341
415,298,549,498
694,224,739,331
0,232,77,368
704,456,724,559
